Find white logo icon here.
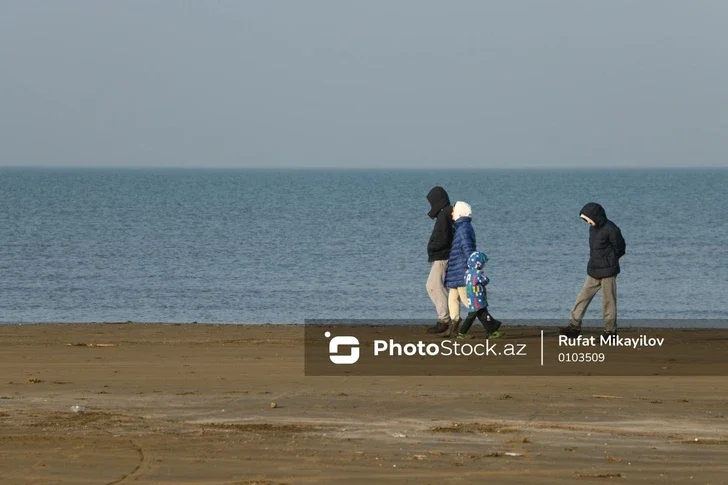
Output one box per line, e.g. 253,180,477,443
325,331,360,365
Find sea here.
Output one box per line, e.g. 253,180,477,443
1,168,726,325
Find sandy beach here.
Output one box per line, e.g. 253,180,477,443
1,323,727,484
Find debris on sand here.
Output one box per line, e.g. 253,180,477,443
683,438,728,445
430,422,516,434
67,343,117,347
26,378,43,384
574,472,623,479
202,423,319,434
270,402,278,408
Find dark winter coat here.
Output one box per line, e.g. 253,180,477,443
580,202,626,279
444,217,476,288
426,187,453,262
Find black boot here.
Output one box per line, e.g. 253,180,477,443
559,325,581,339
427,320,450,334
440,319,461,338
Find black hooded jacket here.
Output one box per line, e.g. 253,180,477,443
580,202,626,279
427,186,453,262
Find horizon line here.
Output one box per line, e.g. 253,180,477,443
1,165,727,171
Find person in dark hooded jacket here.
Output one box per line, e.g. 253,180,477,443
561,202,626,338
425,186,453,333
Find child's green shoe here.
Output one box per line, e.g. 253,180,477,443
457,333,474,340
487,331,504,339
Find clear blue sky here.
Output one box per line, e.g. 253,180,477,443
1,1,726,168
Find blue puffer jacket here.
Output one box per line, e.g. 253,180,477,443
445,217,476,288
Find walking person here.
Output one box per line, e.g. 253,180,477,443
425,186,454,334
457,251,503,339
560,202,626,338
441,201,476,337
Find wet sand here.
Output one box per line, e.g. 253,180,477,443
1,323,727,484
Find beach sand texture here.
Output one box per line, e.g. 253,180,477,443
1,324,727,484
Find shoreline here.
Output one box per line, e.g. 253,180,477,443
2,320,727,328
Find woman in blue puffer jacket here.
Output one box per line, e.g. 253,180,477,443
442,201,476,336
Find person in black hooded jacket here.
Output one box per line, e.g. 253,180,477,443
425,186,453,333
560,202,626,338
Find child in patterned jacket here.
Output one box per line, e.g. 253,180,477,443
457,251,503,339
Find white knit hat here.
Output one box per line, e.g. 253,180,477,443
452,201,472,221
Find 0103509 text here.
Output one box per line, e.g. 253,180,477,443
557,352,606,363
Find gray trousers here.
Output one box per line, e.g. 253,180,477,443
569,275,617,332
426,260,450,322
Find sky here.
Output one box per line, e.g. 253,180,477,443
0,1,726,169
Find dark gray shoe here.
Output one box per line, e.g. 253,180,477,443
427,320,450,334
559,326,581,339
439,319,461,338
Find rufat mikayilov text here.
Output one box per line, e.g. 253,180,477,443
558,334,665,348
373,339,527,357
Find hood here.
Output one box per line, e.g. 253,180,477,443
427,186,451,219
467,251,488,270
580,202,607,227
452,201,472,221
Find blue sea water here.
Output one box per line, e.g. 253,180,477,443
0,168,726,324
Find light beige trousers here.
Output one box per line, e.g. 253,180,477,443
448,287,469,322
